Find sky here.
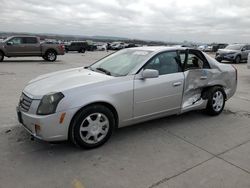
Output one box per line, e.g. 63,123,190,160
0,0,250,43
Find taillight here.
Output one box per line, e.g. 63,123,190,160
60,44,65,51
232,65,237,81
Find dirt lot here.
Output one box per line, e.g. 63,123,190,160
0,51,250,188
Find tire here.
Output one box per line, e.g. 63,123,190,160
70,105,115,149
234,55,241,64
216,58,222,63
45,50,57,62
205,86,226,116
42,55,48,61
0,51,4,62
79,48,85,53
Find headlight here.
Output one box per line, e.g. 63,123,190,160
37,92,64,115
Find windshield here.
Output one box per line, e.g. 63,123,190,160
225,44,244,50
90,49,153,76
2,37,12,42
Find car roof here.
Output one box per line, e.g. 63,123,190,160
129,46,188,53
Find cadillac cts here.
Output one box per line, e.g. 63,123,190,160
17,47,237,148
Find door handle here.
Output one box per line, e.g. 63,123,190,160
200,76,208,80
173,82,182,87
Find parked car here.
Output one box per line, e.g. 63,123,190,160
17,47,237,148
215,44,250,63
96,44,106,51
198,45,212,52
64,41,88,53
0,36,65,62
110,42,126,50
212,43,228,52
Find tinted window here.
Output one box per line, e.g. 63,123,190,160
144,51,181,75
23,37,38,44
246,45,250,50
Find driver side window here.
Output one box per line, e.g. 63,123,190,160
8,37,23,45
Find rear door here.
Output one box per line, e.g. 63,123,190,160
22,37,41,56
133,51,184,118
181,49,213,109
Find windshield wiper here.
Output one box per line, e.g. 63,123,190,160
96,67,111,75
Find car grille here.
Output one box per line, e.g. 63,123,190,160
19,93,33,112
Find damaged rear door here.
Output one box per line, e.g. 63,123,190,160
180,49,213,112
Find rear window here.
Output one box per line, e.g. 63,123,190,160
23,37,38,44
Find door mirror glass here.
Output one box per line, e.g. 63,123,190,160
142,69,159,79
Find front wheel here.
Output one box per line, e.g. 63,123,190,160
205,87,225,116
70,105,115,149
0,51,4,62
45,51,57,62
234,55,241,64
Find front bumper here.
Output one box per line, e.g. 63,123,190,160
215,54,236,62
16,106,76,142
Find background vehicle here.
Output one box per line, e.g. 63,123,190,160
17,47,237,149
215,44,250,63
64,41,88,53
109,42,126,50
212,43,228,52
96,44,107,51
0,36,65,62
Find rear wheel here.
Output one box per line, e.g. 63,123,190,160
0,51,4,62
70,105,115,149
45,50,57,62
205,87,225,116
234,55,241,64
42,55,48,61
79,48,85,53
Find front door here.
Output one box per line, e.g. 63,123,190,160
133,51,184,118
5,37,24,56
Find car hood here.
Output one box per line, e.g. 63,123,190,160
24,67,113,99
217,49,239,54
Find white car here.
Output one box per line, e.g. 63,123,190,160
17,47,237,148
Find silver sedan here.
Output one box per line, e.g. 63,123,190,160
17,47,237,148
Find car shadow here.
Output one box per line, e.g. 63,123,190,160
2,110,212,155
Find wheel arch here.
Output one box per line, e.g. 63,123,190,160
201,85,227,100
0,49,5,56
68,101,119,140
45,48,57,55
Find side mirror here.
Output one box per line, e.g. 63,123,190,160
6,41,13,45
242,48,246,51
142,69,159,79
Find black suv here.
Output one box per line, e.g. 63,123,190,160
65,42,88,53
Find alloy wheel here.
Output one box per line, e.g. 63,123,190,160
212,91,224,112
79,113,109,144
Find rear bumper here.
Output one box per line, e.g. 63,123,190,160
16,106,76,142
